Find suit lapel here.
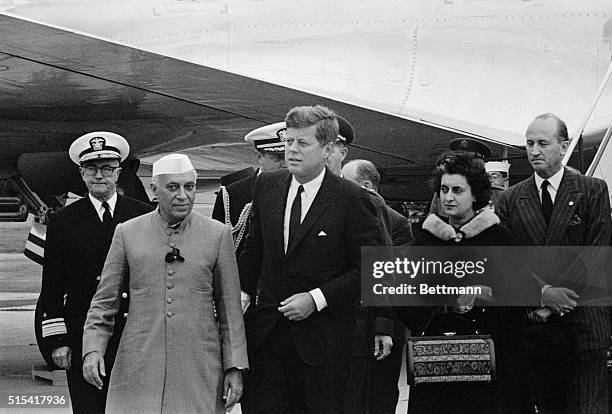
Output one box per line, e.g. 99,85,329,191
286,170,332,256
265,173,291,257
69,197,107,254
113,195,132,224
517,176,547,244
545,169,582,244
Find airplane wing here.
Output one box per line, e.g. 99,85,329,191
0,12,526,205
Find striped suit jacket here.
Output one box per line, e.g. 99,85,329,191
497,167,611,351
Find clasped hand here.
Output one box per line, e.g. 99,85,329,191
542,287,578,316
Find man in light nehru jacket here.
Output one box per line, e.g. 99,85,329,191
37,131,152,414
83,154,248,413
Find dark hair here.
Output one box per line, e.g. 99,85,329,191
431,151,491,211
284,105,338,146
532,113,569,143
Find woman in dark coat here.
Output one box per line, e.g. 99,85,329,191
400,151,531,414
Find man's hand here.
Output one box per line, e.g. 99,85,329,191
373,335,393,361
82,351,106,390
542,287,578,316
278,293,316,321
51,346,72,370
223,368,243,412
455,286,493,313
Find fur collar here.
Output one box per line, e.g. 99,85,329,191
422,209,500,242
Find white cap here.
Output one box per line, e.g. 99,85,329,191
69,131,129,165
152,154,194,177
244,122,286,153
485,161,511,174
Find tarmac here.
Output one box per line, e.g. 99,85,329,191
0,216,409,413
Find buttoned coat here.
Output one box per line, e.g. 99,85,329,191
497,167,611,352
83,211,248,414
238,168,385,366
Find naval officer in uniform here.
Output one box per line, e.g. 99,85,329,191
37,131,152,414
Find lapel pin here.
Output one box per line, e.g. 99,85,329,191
568,201,574,206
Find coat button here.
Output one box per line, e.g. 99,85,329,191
96,276,101,281
168,269,175,275
167,283,174,289
169,242,175,248
122,292,128,299
167,311,174,317
166,298,172,304
123,312,128,318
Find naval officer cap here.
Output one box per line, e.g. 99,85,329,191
245,122,287,153
69,131,129,165
485,160,511,174
152,154,195,177
336,115,354,145
448,138,492,159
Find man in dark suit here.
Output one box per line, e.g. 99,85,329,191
343,159,412,414
37,131,152,414
497,113,612,414
238,105,385,414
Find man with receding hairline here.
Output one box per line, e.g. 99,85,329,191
498,113,611,414
342,158,412,414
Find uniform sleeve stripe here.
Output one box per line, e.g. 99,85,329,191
25,240,44,257
42,322,65,329
27,232,45,248
42,326,67,338
42,318,65,325
24,249,44,266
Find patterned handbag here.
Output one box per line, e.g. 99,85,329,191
406,309,496,385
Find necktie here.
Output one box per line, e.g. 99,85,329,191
541,180,553,225
102,201,112,228
288,185,304,250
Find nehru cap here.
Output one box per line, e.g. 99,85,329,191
449,138,492,159
336,115,354,145
152,154,194,177
485,161,511,174
245,122,287,153
69,131,129,165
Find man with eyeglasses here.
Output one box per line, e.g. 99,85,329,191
37,131,152,414
485,160,510,211
83,154,248,413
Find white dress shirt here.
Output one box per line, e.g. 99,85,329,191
88,192,117,222
283,167,328,311
534,167,564,204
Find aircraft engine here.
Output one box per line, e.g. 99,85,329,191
17,152,85,205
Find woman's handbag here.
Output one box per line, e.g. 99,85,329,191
406,308,496,385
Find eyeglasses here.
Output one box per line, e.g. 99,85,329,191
165,248,185,263
82,166,119,177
